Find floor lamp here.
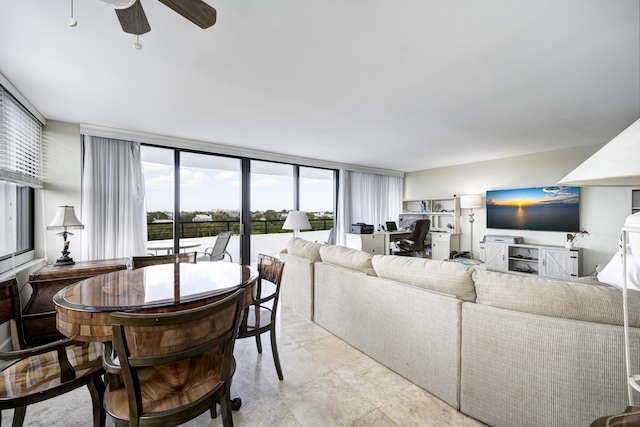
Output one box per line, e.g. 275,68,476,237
559,118,640,421
460,195,483,259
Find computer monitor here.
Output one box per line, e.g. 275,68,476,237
385,221,398,231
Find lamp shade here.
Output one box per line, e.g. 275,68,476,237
47,206,84,230
282,211,311,231
460,195,483,209
558,118,640,187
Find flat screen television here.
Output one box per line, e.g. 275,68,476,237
486,186,580,232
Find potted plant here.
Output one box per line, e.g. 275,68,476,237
566,228,589,248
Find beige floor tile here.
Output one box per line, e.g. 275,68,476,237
335,355,414,407
282,371,375,427
303,333,365,371
379,384,487,427
352,408,400,427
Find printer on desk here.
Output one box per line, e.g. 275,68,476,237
351,223,374,234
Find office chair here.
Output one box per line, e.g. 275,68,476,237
394,219,431,257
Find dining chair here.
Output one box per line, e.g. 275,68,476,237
103,288,245,427
198,231,233,262
131,251,197,269
237,254,286,380
0,277,105,427
394,219,431,257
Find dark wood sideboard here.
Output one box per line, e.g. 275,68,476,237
25,258,129,345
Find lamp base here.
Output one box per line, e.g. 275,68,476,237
54,256,76,266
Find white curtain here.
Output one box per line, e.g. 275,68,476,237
81,136,147,260
336,170,403,245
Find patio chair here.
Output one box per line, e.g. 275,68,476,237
199,231,233,262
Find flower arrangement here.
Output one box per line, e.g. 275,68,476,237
567,229,589,242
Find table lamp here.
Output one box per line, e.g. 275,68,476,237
47,205,84,266
460,195,483,259
283,211,311,237
559,117,640,410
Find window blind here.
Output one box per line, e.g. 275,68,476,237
0,87,43,188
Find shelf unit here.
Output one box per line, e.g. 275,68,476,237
400,197,460,233
480,241,583,281
632,189,640,214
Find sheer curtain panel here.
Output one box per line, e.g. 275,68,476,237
337,171,402,245
81,136,147,260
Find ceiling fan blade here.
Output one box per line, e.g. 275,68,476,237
115,1,151,35
158,0,216,29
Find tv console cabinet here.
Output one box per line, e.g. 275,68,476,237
479,241,582,281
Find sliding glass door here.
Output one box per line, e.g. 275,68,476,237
179,152,240,261
142,145,336,265
249,160,293,264
300,167,335,243
141,146,175,254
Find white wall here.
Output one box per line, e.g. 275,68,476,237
404,144,630,276
40,121,83,263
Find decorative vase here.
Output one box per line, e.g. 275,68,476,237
565,241,574,249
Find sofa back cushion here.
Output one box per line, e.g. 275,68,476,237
319,245,376,276
286,237,323,262
372,255,476,302
473,269,640,327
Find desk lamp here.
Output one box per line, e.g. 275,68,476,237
559,118,640,413
283,211,311,237
47,205,84,266
460,195,483,259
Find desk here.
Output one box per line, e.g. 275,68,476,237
54,262,257,343
146,241,201,255
381,230,412,254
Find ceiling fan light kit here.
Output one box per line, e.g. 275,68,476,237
66,0,216,49
97,0,137,10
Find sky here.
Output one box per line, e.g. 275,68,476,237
142,158,334,213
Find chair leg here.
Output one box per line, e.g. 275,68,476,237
12,406,27,427
255,335,262,354
87,372,106,427
270,328,283,380
220,389,233,427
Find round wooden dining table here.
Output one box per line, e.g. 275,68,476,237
54,262,258,343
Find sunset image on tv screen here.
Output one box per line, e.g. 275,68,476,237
486,186,580,232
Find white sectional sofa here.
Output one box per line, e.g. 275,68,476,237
279,237,640,427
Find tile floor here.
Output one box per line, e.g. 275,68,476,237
3,305,486,426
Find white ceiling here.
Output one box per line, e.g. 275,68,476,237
1,0,638,173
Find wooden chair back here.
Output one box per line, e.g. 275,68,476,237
0,278,105,427
0,277,26,350
237,254,286,379
131,251,197,269
107,288,245,426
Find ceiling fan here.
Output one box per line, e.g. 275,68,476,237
98,0,217,35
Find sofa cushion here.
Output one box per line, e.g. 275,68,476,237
371,255,476,302
319,245,376,276
473,269,640,327
286,237,323,262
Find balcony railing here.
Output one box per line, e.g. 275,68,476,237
147,219,334,241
